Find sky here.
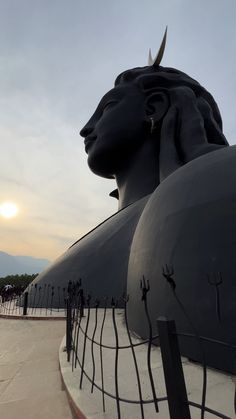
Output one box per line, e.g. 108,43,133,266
0,0,236,261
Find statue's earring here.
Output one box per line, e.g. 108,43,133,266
150,117,155,134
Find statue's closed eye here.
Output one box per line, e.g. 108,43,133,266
102,100,118,113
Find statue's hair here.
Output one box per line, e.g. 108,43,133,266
115,65,225,138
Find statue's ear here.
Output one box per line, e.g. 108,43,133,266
145,92,169,122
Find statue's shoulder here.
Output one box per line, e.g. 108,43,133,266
127,145,236,373
149,145,236,212
33,195,149,299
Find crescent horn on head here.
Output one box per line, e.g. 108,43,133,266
148,26,168,67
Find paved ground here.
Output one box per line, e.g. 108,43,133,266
0,318,73,419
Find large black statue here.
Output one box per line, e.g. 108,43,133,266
32,33,235,372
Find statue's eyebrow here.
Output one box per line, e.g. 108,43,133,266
99,89,123,108
92,88,123,117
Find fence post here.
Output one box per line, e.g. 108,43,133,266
157,317,191,419
23,291,28,316
79,289,84,318
66,297,72,362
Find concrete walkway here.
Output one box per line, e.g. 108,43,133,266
0,318,73,419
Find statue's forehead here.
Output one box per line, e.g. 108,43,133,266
99,83,141,104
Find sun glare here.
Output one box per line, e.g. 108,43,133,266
0,202,19,219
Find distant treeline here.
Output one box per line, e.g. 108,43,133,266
0,273,38,290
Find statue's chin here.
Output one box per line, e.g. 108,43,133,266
87,151,117,179
88,162,114,179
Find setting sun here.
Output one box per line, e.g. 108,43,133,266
0,202,19,219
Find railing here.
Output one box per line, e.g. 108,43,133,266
0,282,70,317
65,275,236,419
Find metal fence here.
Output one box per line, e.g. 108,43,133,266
0,283,68,317
65,274,236,419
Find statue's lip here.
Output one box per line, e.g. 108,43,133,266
84,136,96,153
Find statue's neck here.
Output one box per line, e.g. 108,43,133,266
115,140,160,210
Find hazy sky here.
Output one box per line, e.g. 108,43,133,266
0,0,236,261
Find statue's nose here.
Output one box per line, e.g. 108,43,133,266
80,124,93,138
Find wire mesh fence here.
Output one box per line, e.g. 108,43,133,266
65,274,236,419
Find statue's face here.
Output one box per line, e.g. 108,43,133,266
80,84,147,178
